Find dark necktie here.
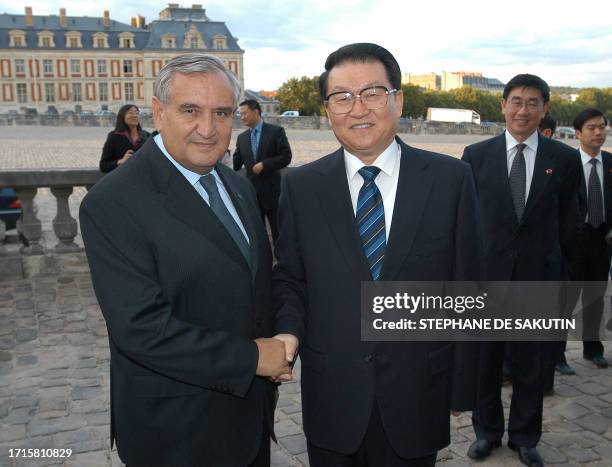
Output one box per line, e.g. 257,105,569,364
199,174,251,266
588,158,604,228
356,166,386,280
509,143,527,222
250,128,259,160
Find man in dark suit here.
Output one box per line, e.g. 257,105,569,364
462,74,582,467
273,43,483,467
560,108,611,368
80,54,292,467
233,99,292,243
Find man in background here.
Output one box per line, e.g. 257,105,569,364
234,99,292,243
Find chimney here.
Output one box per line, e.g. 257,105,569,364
59,8,67,28
137,15,146,28
130,16,137,27
24,6,33,27
103,10,110,28
192,4,202,8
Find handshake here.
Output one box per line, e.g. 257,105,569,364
254,334,299,382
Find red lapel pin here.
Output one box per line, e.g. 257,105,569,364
545,168,553,175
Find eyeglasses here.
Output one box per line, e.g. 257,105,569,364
325,86,399,115
506,99,543,112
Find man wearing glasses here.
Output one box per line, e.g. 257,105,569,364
462,75,581,467
273,43,483,466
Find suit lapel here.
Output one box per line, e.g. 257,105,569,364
602,151,612,224
144,141,250,273
314,149,371,280
523,134,554,223
486,134,519,226
380,140,433,281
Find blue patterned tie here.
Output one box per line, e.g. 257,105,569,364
250,128,259,161
357,166,386,280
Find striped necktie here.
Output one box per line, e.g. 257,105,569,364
356,166,386,280
250,128,259,160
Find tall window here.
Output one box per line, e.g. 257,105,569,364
72,83,82,102
69,37,78,48
43,59,53,74
96,38,105,48
99,82,108,101
191,37,198,49
45,83,55,102
42,37,51,47
124,83,134,102
70,59,80,74
97,59,107,74
123,60,133,74
123,38,131,48
14,37,23,47
15,59,25,74
17,83,27,103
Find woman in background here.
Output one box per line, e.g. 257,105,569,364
99,104,149,173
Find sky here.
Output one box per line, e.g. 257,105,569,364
2,0,612,91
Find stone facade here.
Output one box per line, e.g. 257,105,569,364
0,4,244,113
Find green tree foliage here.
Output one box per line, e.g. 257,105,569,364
277,76,324,116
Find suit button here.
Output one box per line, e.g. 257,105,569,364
363,354,373,363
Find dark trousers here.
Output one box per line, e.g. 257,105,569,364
307,402,437,467
259,201,279,244
557,224,609,359
473,341,544,448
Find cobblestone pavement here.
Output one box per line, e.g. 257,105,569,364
1,269,611,466
1,127,612,466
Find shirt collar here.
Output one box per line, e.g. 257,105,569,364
153,133,220,186
344,139,400,180
579,147,602,165
251,119,263,134
505,129,539,153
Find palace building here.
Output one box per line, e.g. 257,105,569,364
0,4,244,113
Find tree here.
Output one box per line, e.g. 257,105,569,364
277,76,323,116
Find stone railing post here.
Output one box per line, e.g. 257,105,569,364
15,187,43,255
51,186,79,251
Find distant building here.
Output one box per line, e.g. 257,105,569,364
244,89,279,116
0,4,244,113
442,71,504,93
402,72,440,91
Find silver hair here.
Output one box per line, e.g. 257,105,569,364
153,53,241,105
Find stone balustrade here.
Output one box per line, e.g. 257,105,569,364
0,169,103,255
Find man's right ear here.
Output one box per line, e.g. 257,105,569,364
152,97,163,132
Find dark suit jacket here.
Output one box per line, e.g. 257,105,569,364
80,138,276,467
233,122,292,210
273,137,484,458
99,129,150,173
462,133,582,281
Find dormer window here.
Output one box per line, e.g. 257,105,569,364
37,31,55,48
92,32,109,49
183,24,204,49
213,35,227,49
161,33,176,49
9,30,27,47
118,32,135,49
65,31,83,48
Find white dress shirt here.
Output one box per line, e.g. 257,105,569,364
579,147,605,223
344,140,401,240
154,134,249,242
505,130,539,201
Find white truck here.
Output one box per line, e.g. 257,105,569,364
426,107,481,125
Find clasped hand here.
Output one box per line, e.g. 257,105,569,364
254,334,298,383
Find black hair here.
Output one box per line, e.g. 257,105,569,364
573,108,608,131
319,43,401,100
503,74,550,103
114,104,141,132
239,99,262,115
539,113,557,133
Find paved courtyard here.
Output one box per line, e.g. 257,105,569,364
1,127,611,466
